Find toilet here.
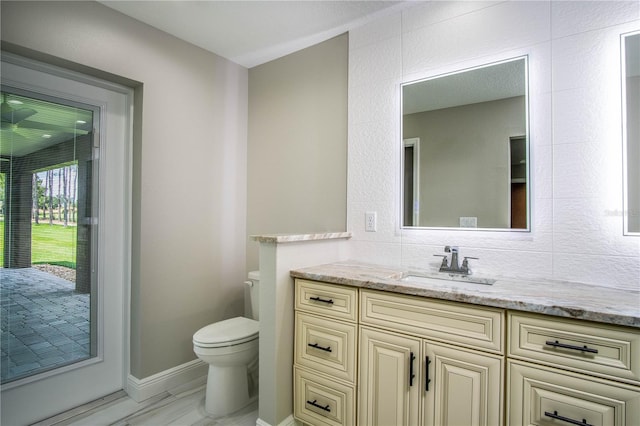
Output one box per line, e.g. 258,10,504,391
193,271,260,417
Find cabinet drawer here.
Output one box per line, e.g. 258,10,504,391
295,279,358,322
295,312,357,383
508,360,640,426
294,366,355,426
509,312,640,384
360,289,503,353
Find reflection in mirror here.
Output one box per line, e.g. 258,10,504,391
623,32,639,235
402,57,529,230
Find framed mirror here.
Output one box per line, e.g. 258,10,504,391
401,56,529,230
622,31,639,235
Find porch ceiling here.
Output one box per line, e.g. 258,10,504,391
0,92,93,158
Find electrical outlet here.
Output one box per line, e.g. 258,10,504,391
459,216,478,228
365,211,377,232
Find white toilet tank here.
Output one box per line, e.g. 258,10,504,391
245,271,260,321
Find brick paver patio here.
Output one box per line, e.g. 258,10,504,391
0,267,91,384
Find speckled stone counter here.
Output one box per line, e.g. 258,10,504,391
290,261,640,328
251,232,352,244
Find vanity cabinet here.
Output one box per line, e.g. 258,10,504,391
359,289,504,426
293,279,358,426
292,278,640,426
507,312,640,425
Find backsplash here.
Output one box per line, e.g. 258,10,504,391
347,1,640,291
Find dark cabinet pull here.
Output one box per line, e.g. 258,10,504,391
544,410,592,426
309,296,334,305
409,352,416,386
308,342,332,352
545,340,598,354
307,399,331,412
425,356,432,391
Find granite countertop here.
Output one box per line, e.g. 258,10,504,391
251,232,352,244
290,261,640,329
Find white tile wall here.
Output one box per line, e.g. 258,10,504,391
551,1,639,39
347,1,640,290
402,2,551,77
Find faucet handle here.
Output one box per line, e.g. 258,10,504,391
461,256,478,274
433,254,448,269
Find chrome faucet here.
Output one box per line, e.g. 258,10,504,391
434,246,478,276
446,246,460,270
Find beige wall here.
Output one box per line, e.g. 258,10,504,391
247,34,348,271
403,96,526,228
1,1,248,379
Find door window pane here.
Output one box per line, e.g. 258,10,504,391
0,89,97,384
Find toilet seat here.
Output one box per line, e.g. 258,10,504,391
193,316,259,348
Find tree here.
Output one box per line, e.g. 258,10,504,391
57,167,62,223
70,165,77,223
63,166,69,227
37,175,46,221
48,169,53,224
32,174,39,224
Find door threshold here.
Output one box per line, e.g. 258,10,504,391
31,390,128,426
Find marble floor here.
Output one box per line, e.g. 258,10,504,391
33,378,259,426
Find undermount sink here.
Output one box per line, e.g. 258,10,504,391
401,272,496,286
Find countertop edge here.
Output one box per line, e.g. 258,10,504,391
290,265,640,329
250,232,352,244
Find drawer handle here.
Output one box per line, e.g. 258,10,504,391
308,342,332,353
545,340,598,354
309,296,334,305
425,356,432,392
409,352,416,386
544,410,592,426
307,399,331,413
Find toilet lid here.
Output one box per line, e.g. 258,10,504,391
193,317,259,348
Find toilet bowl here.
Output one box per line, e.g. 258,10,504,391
193,271,260,417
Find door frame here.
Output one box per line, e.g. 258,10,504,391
0,52,133,425
403,137,420,227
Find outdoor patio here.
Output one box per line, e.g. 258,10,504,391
0,267,91,384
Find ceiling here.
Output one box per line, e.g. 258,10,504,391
99,0,405,68
1,1,405,159
1,92,93,158
403,58,527,115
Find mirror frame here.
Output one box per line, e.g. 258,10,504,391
622,31,640,236
400,56,530,232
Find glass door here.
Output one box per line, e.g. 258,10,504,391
1,89,97,385
1,55,131,425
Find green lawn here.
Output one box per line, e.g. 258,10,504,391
0,221,77,268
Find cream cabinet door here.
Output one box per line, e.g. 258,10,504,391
423,342,504,426
359,326,422,426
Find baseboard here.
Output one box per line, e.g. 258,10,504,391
126,359,208,402
256,414,300,426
